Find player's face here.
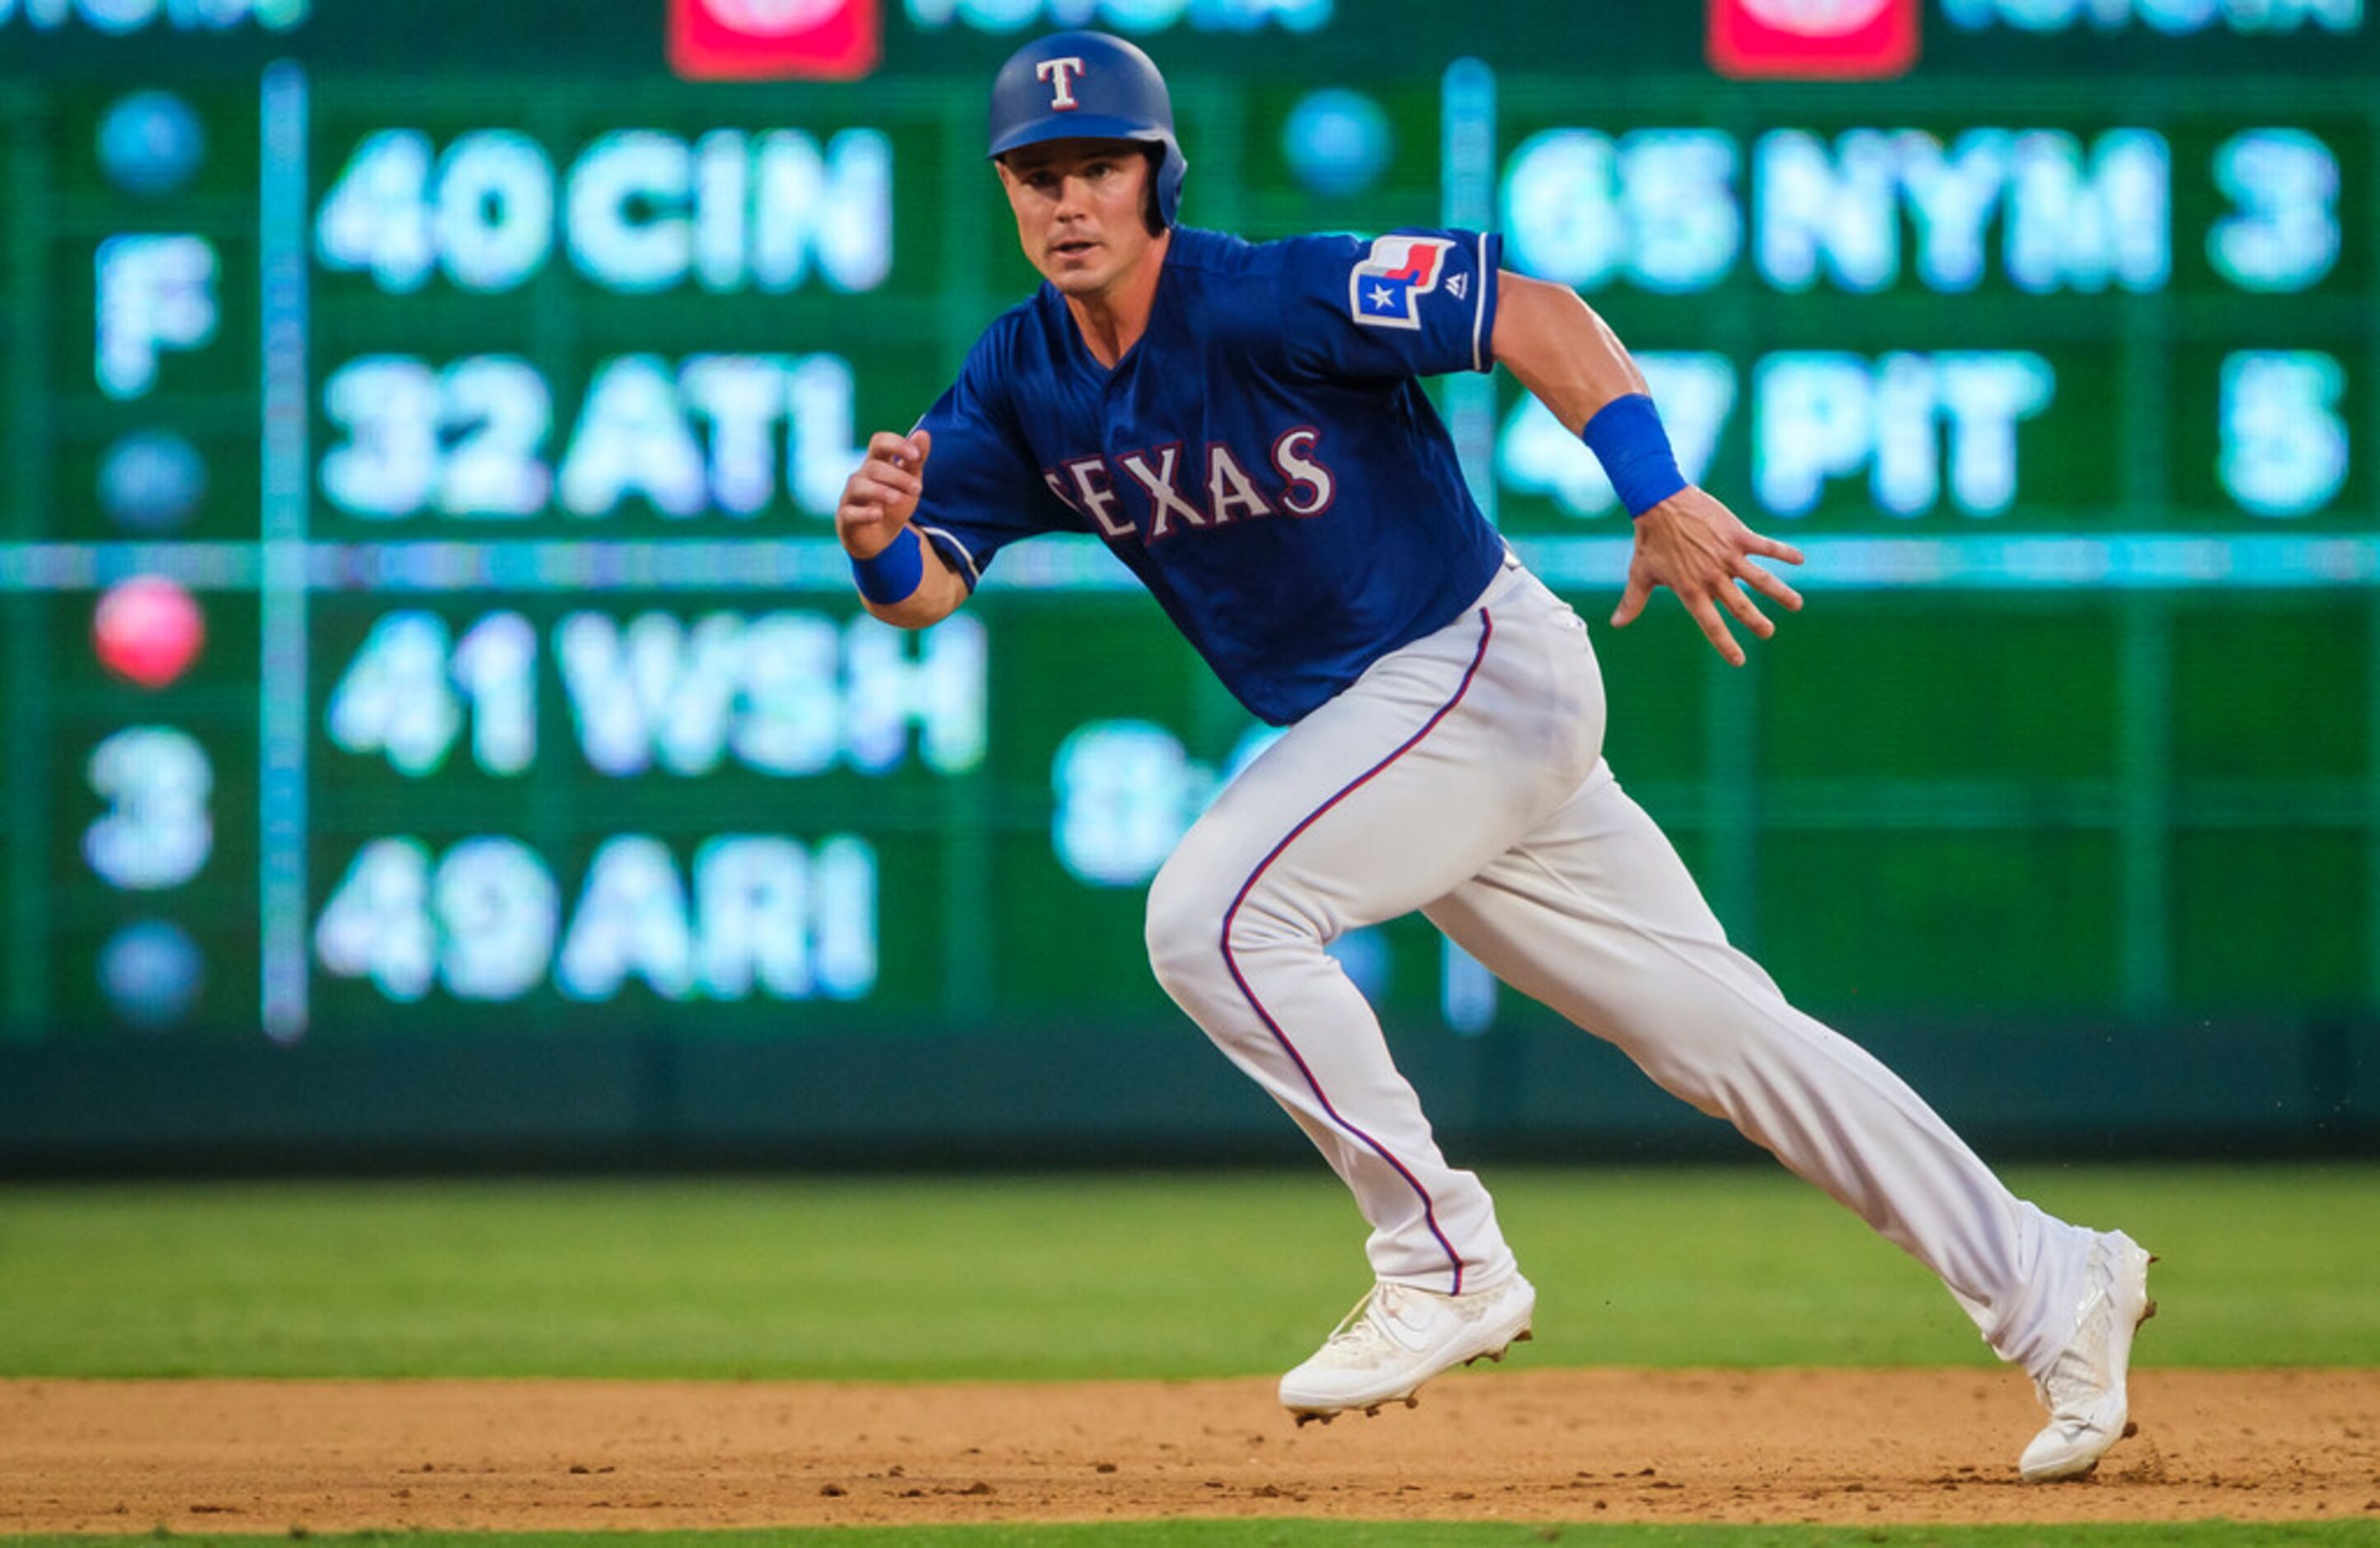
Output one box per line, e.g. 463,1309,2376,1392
996,139,1160,301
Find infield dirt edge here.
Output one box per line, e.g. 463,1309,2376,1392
5,1370,2377,1532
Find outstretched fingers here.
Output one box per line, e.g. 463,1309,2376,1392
1611,490,1812,664
1611,570,1653,629
1683,590,1748,668
1714,575,1776,640
1734,554,1805,614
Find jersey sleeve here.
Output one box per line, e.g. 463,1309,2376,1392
906,331,1075,589
1274,228,1501,382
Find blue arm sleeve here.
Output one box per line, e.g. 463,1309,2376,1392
908,331,1076,589
1276,228,1501,382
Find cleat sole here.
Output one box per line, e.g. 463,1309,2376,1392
1462,1326,1532,1369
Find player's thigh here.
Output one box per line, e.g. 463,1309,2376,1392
1423,767,1770,1044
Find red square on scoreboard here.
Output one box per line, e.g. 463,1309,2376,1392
1708,0,1919,80
669,0,880,82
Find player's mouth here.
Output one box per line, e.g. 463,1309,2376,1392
1049,237,1100,261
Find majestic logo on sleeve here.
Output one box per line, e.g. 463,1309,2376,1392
1035,56,1087,109
1349,235,1455,331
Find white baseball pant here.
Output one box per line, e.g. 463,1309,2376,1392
1145,556,2100,1379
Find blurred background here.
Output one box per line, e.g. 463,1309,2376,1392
0,0,2372,1175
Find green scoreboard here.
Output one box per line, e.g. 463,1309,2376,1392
2,0,2375,1070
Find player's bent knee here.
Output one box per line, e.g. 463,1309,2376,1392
1147,859,1337,1038
1144,853,1229,1011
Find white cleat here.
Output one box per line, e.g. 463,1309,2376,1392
2019,1230,2157,1483
1279,1273,1535,1423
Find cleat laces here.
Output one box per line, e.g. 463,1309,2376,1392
1315,1283,1417,1363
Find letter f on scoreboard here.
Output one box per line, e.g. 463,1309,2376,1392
1707,0,1919,80
669,0,880,82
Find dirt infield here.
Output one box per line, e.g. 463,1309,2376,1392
4,1371,2377,1532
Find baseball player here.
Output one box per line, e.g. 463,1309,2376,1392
834,30,2154,1482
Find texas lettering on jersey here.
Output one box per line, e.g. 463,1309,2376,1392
910,224,1505,724
1042,429,1336,544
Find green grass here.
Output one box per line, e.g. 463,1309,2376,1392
0,1164,2373,1380
2,1172,2374,1547
6,1527,2379,1546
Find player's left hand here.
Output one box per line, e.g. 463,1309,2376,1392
1611,487,1805,667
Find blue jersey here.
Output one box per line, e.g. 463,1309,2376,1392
911,225,1508,726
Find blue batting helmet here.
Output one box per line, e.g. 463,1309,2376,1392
986,30,1188,228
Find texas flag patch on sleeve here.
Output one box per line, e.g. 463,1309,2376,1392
1348,234,1455,331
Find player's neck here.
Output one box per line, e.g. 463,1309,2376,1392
1063,229,1172,369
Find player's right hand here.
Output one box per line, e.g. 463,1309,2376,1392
836,429,932,557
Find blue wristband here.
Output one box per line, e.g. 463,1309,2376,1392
851,525,925,605
1581,394,1688,518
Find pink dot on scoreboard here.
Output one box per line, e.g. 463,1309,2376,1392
92,575,206,690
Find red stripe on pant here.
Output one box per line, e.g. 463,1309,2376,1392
1218,609,1495,1296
